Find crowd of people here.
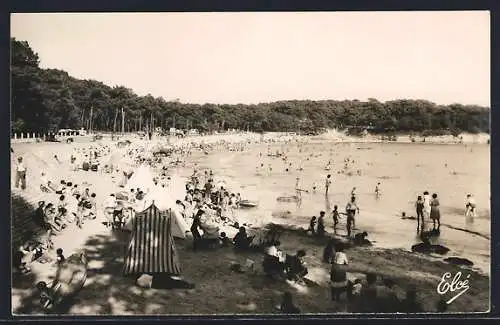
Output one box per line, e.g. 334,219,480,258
16,169,100,275
12,133,482,314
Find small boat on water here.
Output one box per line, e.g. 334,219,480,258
37,250,88,311
239,200,258,208
276,195,300,203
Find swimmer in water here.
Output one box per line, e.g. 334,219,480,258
312,182,318,193
375,183,381,197
325,175,332,195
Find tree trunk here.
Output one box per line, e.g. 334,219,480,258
113,108,118,133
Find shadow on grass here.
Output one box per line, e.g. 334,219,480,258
13,226,332,315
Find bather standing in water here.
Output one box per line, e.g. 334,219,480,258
422,191,431,232
325,175,332,195
415,195,424,233
430,193,441,232
375,183,381,198
345,196,359,237
465,194,476,219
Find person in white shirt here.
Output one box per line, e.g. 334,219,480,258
15,157,27,190
465,194,476,219
422,191,431,231
330,244,349,301
263,241,285,276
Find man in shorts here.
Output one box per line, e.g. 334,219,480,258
345,196,359,237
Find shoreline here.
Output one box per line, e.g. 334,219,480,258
10,129,490,146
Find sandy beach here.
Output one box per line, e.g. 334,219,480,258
11,131,490,315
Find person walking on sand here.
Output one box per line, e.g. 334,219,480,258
430,193,441,232
325,174,332,195
345,196,359,237
465,194,476,219
15,157,27,190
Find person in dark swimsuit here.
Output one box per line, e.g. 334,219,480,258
415,196,424,233
317,211,326,237
191,209,204,250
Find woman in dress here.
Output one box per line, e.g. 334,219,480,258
329,243,349,302
430,193,441,232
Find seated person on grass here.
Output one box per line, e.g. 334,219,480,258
44,203,64,232
263,241,286,277
286,250,308,282
34,201,48,229
233,226,253,251
219,232,232,247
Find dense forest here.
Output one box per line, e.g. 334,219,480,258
11,38,490,135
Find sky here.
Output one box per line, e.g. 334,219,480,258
11,11,490,106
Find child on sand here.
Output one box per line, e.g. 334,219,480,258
331,205,339,228
307,216,317,235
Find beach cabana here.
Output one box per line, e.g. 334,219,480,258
124,165,156,193
123,203,182,276
142,187,190,239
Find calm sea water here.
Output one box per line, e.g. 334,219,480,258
178,141,490,274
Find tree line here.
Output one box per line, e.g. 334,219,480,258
11,38,490,135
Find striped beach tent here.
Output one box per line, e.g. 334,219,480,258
123,203,182,275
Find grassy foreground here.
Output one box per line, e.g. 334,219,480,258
12,221,489,315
